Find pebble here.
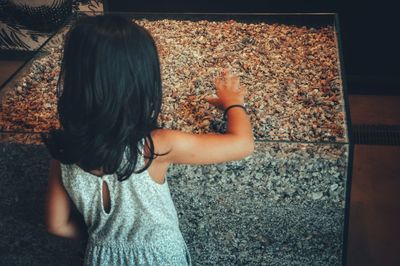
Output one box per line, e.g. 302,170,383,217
330,183,339,191
311,192,324,200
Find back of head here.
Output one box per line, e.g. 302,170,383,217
44,14,163,181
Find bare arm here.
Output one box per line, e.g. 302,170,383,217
153,70,254,165
45,159,87,239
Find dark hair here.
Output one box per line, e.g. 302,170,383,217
43,14,163,181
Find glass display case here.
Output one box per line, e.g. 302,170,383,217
0,13,352,265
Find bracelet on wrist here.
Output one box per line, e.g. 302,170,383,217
223,104,247,120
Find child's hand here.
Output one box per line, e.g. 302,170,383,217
207,69,246,110
151,69,254,166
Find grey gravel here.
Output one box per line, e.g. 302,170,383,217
168,142,347,265
0,136,347,265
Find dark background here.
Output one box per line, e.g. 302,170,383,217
104,0,400,95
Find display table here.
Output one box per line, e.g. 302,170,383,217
0,13,351,265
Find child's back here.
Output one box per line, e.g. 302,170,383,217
44,14,253,266
60,143,190,265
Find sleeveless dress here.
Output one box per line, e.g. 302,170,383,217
60,143,191,266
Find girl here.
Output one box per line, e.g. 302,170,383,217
44,14,254,265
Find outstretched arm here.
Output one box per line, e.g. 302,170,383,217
45,159,87,239
152,70,254,165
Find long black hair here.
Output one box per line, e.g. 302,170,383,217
43,14,163,181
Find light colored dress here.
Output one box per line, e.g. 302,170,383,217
60,143,191,266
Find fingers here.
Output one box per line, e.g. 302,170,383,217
214,76,223,88
211,68,245,108
215,69,239,88
206,97,219,105
228,75,240,91
206,96,224,110
222,68,234,80
239,86,247,96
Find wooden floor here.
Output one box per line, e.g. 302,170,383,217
347,95,400,266
347,145,400,266
1,60,400,265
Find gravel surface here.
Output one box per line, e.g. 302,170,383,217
168,141,347,265
0,18,347,142
0,140,85,266
140,19,347,142
0,136,347,265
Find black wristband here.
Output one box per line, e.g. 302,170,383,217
223,104,247,120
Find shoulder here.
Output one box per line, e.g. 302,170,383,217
147,128,201,164
149,128,173,143
149,128,196,151
146,129,177,163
